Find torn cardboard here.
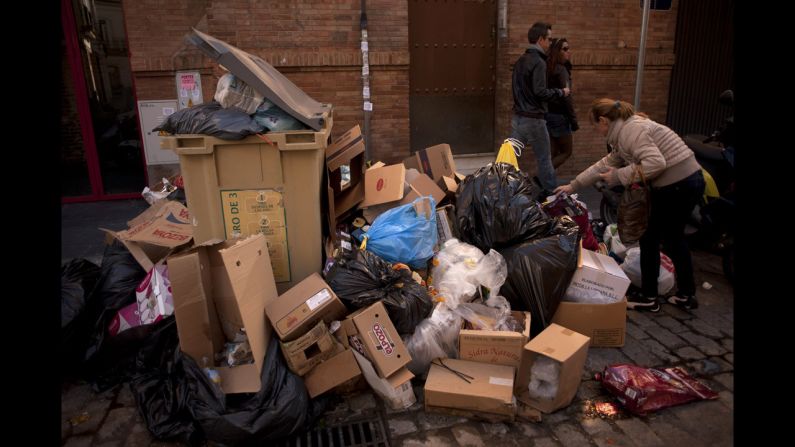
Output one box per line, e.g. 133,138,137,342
404,144,457,184
552,297,627,348
352,349,416,410
424,359,516,417
458,311,532,369
168,234,276,394
101,200,193,272
266,272,347,341
515,323,590,413
280,320,344,376
346,301,411,378
326,125,366,233
303,348,363,398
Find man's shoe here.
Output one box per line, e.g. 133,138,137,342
667,294,699,310
626,291,661,313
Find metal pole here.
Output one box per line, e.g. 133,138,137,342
360,0,373,162
634,0,651,110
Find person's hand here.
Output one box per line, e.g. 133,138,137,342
562,87,571,97
599,167,619,186
554,184,574,195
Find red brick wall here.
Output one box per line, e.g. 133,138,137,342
61,46,84,161
498,0,679,177
122,0,678,171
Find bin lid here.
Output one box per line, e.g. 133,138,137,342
187,28,331,131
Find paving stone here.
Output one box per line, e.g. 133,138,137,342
95,407,137,443
721,338,734,352
683,318,723,339
123,422,153,447
675,346,707,360
625,322,649,340
724,353,733,364
621,333,662,367
348,392,377,411
644,325,687,350
62,384,96,416
626,310,659,329
532,437,562,447
661,304,694,319
516,422,546,438
452,425,485,447
668,400,733,446
71,398,113,436
645,415,702,446
615,418,665,447
550,423,590,446
713,372,734,391
654,316,689,333
544,411,571,425
585,348,632,375
578,418,636,447
416,412,468,431
689,308,733,337
481,422,510,437
116,385,136,408
63,436,94,447
575,379,606,401
643,338,681,365
678,332,727,356
718,391,733,410
388,417,419,438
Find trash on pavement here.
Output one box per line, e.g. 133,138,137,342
621,247,676,295
351,349,416,410
424,358,516,418
341,301,411,378
429,238,508,308
563,247,631,305
324,249,433,335
266,272,347,342
597,364,719,416
326,125,366,233
361,196,437,269
280,321,344,376
543,192,599,251
142,177,178,205
458,311,531,369
402,303,462,376
303,348,363,398
107,263,173,337
516,323,590,413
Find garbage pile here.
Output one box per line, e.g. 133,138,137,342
61,30,717,445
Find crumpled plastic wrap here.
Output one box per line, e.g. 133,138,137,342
429,238,508,308
528,355,561,401
214,73,265,114
402,303,462,376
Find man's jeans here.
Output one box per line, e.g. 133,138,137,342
510,114,557,190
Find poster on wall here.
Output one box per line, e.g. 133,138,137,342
175,71,204,110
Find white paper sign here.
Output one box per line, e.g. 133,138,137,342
363,87,371,99
361,41,369,52
363,101,373,112
362,65,370,76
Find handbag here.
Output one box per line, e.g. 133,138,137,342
617,166,650,244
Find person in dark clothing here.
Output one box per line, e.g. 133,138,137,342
510,22,570,193
545,37,579,169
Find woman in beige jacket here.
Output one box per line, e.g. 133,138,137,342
556,99,705,313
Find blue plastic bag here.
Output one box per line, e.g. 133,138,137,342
363,197,438,269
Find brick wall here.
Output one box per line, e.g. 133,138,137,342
122,0,678,172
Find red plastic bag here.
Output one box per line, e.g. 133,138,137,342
543,193,599,251
598,364,719,415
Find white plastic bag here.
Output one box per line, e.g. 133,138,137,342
603,224,637,261
621,247,676,295
430,239,508,308
527,355,560,401
214,73,265,114
403,303,462,376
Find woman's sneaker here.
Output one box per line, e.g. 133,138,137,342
626,291,661,313
667,294,699,310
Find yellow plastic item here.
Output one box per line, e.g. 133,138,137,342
702,168,719,200
496,140,519,169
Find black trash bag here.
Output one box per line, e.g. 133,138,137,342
499,217,581,337
455,162,555,252
61,259,102,375
153,101,265,140
185,337,327,445
324,249,433,335
81,240,150,389
130,317,202,445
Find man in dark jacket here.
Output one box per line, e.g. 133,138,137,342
511,22,570,193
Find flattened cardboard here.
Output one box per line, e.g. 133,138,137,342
564,248,631,304
515,323,590,413
351,349,416,410
303,348,363,398
266,272,347,341
459,311,532,369
326,126,366,233
424,359,516,417
360,164,406,208
348,301,411,378
400,172,447,206
280,321,344,376
102,200,193,271
552,297,627,347
411,144,457,183
169,234,277,394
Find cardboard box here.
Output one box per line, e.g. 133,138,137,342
345,302,411,378
351,350,416,410
458,311,532,369
266,272,348,341
434,205,458,250
424,359,516,417
552,297,627,347
360,164,406,208
168,234,276,394
303,348,363,398
515,323,590,413
326,125,366,233
400,171,447,206
101,201,193,272
564,248,631,304
280,321,344,376
405,144,457,184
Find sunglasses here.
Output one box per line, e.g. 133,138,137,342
562,46,570,52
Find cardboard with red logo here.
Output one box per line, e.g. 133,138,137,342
326,125,366,234
280,320,344,376
458,311,532,370
303,348,363,398
101,200,194,272
344,301,411,378
424,358,516,417
266,272,348,341
361,167,446,224
360,163,406,208
168,234,276,394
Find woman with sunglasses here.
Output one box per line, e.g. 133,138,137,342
545,38,579,170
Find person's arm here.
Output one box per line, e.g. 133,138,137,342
567,150,625,191
532,61,565,101
560,70,579,131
